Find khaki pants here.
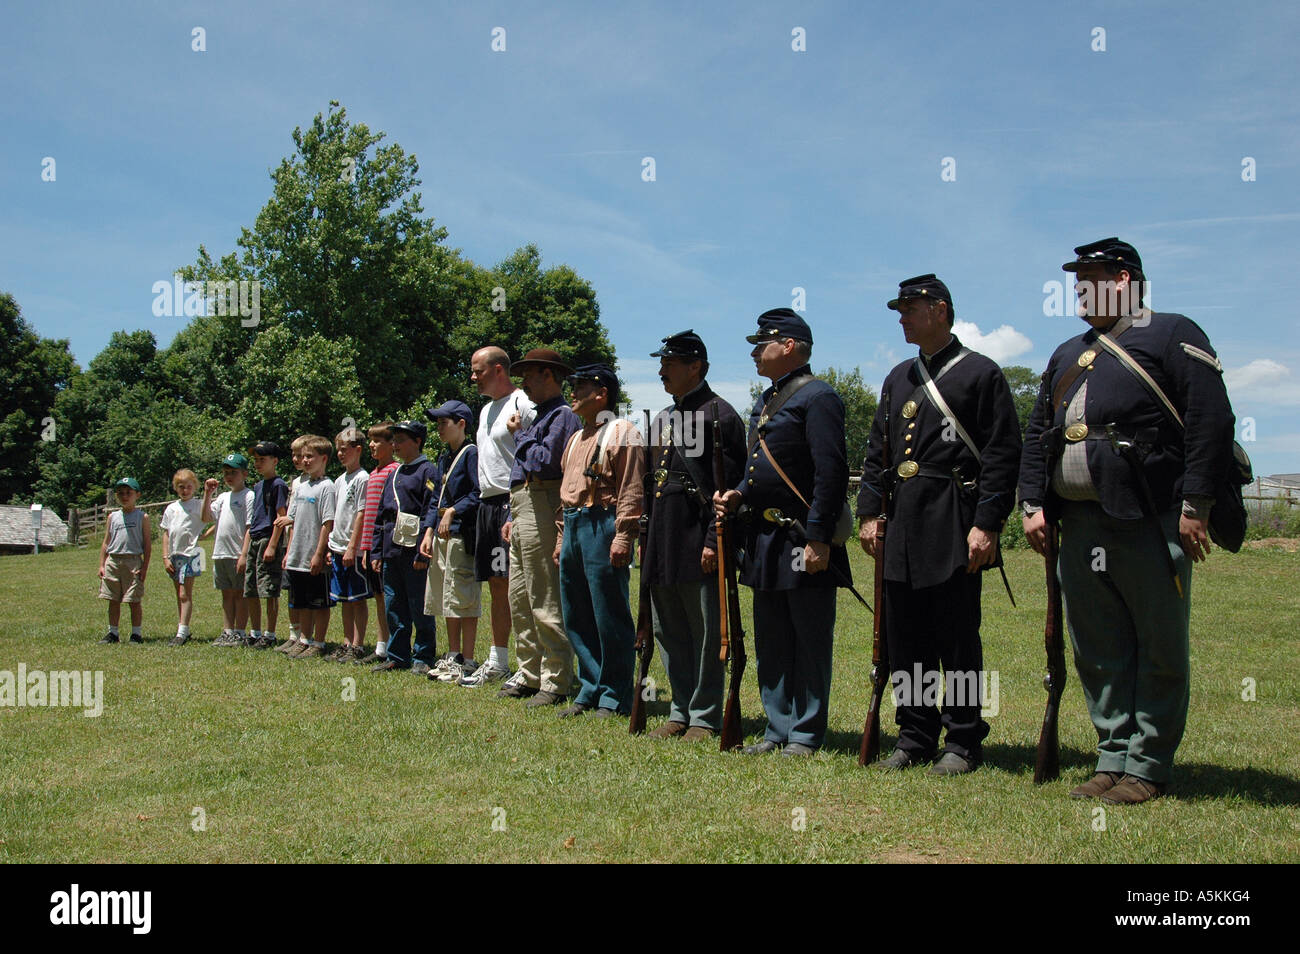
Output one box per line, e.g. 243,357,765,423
509,483,574,694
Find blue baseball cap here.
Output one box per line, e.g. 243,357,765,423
426,400,475,429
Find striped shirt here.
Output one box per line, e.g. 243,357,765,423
359,461,399,553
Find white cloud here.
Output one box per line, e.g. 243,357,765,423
952,320,1033,365
1225,359,1300,406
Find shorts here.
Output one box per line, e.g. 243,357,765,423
243,537,284,599
167,552,203,584
286,568,334,611
425,535,482,618
212,557,242,591
329,551,373,602
474,493,510,581
99,554,144,603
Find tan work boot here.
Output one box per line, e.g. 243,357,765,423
681,726,716,742
1100,775,1165,805
1069,771,1123,800
648,720,687,740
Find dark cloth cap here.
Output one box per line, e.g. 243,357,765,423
887,274,954,313
426,400,475,429
571,363,621,405
391,419,428,441
249,440,283,459
511,348,574,377
746,308,813,345
1062,237,1144,275
650,329,708,362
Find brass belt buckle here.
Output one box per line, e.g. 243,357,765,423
896,461,919,479
1064,422,1089,442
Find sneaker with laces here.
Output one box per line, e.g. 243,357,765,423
461,659,511,687
274,637,298,654
168,633,190,646
295,643,326,659
285,641,311,657
427,652,459,681
128,633,143,644
98,631,120,644
251,634,277,649
355,649,387,665
212,630,242,647
439,656,477,682
495,669,536,697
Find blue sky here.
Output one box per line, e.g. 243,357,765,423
3,1,1298,475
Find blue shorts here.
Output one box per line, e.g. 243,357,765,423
329,551,373,602
168,552,203,583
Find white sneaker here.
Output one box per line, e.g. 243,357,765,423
428,652,461,681
438,656,476,682
460,659,511,687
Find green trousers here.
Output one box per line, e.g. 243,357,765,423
1058,501,1192,784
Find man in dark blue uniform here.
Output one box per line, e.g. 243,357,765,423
714,309,850,757
1020,238,1236,804
642,331,746,741
857,275,1021,775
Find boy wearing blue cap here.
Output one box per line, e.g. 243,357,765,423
422,401,483,682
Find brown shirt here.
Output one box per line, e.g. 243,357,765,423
557,418,645,547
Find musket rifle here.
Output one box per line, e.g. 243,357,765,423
859,390,890,766
714,401,747,752
630,408,654,735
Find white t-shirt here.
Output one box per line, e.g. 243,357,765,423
285,477,337,572
209,488,255,560
477,389,536,497
329,467,369,553
161,497,207,558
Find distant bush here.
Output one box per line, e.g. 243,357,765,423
1245,500,1300,540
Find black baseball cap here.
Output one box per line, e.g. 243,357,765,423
391,420,428,441
249,441,283,458
571,364,621,406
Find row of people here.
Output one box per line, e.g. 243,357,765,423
95,236,1237,803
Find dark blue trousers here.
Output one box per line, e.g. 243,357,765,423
752,586,836,749
383,548,437,666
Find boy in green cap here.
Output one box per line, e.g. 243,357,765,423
97,478,151,643
204,453,256,645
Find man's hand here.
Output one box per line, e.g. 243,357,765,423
506,412,521,434
438,508,454,540
501,520,512,544
700,546,717,574
713,490,741,521
418,530,435,560
552,541,562,567
803,540,830,574
859,517,878,558
966,527,997,573
610,537,631,569
1023,510,1047,556
1179,514,1212,563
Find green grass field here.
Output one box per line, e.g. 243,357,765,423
1,541,1296,863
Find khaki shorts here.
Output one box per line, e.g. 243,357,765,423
424,536,482,618
99,554,144,603
213,557,242,591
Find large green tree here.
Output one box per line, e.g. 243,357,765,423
1000,365,1041,435
0,293,79,503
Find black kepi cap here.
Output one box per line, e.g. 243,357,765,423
391,420,428,441
887,274,954,315
650,329,708,362
745,308,813,345
1062,237,1144,275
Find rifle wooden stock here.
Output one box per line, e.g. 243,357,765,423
859,389,890,767
1033,521,1065,783
630,409,654,736
859,512,888,766
714,401,747,751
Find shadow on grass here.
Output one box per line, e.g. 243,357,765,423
1164,764,1300,806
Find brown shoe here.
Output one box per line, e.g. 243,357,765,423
648,720,687,740
1069,771,1123,800
681,726,716,742
524,690,567,708
1100,775,1165,805
295,643,326,659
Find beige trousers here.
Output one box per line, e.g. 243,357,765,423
509,484,574,694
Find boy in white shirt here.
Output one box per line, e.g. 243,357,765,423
281,435,337,659
161,468,211,646
203,453,256,646
327,428,371,661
